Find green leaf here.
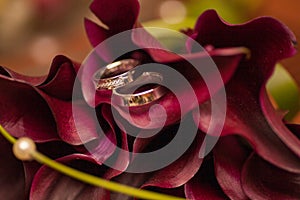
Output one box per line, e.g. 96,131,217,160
267,64,300,120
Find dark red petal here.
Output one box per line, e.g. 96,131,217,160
25,141,78,197
213,136,250,200
2,55,78,100
80,105,118,167
242,154,300,200
79,50,111,107
194,10,299,173
87,128,116,165
90,0,139,34
84,18,110,50
193,10,296,68
0,75,59,142
197,88,300,173
37,55,78,100
185,158,228,200
140,131,204,189
38,94,99,145
0,55,79,142
24,141,80,197
260,91,300,157
110,172,151,200
30,154,110,200
85,0,139,47
0,135,25,199
100,104,130,178
0,66,46,85
0,138,75,199
39,55,78,85
23,161,42,198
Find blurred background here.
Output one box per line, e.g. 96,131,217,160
0,0,300,119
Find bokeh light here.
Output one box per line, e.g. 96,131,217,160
29,36,59,67
159,0,187,24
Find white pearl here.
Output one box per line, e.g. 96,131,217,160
13,137,36,161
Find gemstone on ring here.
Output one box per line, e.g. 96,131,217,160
93,59,140,90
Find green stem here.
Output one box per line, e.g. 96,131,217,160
0,125,185,200
0,125,17,144
32,151,185,200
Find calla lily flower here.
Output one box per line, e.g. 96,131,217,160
84,0,299,198
0,0,299,199
0,56,120,199
190,9,300,199
83,0,248,129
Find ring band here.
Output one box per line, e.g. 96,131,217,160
112,72,167,107
93,59,140,90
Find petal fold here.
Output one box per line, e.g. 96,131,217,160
30,154,110,200
185,158,228,200
86,0,140,46
213,136,250,200
242,154,300,200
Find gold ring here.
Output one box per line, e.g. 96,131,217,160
93,59,140,90
112,72,167,107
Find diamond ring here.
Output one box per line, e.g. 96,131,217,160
112,72,167,107
93,59,140,90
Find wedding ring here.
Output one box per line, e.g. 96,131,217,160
112,72,167,107
93,59,140,90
